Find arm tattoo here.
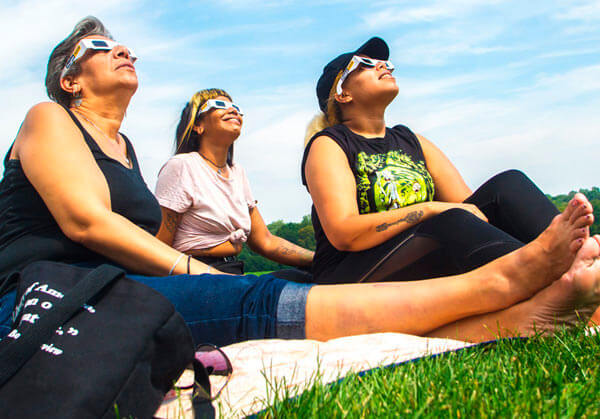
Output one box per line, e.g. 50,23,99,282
375,210,424,232
165,212,180,234
276,245,314,262
277,245,298,257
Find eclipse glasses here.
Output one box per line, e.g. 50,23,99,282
61,39,138,78
336,55,395,95
199,99,244,117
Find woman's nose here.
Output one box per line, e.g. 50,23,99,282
114,45,133,62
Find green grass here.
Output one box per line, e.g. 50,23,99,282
257,326,600,417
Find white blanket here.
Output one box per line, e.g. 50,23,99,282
156,332,472,418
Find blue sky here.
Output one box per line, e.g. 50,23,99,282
1,0,599,222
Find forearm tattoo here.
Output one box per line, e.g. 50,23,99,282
375,210,424,232
165,212,180,234
276,244,314,263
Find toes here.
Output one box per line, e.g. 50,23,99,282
562,196,581,219
573,215,594,229
570,237,586,254
571,227,589,240
569,203,594,224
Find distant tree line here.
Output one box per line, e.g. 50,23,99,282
239,187,600,272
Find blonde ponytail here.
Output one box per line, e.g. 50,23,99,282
303,70,344,147
304,113,329,146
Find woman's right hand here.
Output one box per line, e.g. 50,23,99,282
428,202,488,223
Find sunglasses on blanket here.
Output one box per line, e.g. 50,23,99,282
166,343,233,402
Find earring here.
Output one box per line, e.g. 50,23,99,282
73,89,82,107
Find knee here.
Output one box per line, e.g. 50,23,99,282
432,208,482,225
493,169,532,187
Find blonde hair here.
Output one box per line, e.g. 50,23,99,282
304,70,344,146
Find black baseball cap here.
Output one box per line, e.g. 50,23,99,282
316,37,389,113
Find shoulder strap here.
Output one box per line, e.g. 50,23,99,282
3,120,25,165
3,145,14,166
0,264,125,387
61,105,104,155
119,133,139,170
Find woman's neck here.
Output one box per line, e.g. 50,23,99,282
340,98,388,138
343,114,386,139
71,97,127,139
197,140,229,167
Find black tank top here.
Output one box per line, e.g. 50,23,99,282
301,124,435,280
0,106,162,289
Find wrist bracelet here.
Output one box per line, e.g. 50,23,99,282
207,266,211,274
168,254,185,276
187,255,191,274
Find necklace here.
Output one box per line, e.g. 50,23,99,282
73,110,130,166
197,152,227,175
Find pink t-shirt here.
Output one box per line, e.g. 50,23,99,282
155,152,256,252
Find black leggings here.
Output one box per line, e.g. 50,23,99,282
319,170,560,284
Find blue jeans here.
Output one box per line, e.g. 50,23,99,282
0,272,313,346
0,291,15,339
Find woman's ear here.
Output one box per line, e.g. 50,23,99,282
334,91,352,105
192,123,204,136
60,75,79,96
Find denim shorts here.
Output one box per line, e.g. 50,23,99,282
0,272,314,346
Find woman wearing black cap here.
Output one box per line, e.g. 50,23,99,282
302,37,582,285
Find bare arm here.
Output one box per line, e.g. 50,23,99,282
304,136,486,252
156,206,181,246
14,103,215,276
247,207,314,267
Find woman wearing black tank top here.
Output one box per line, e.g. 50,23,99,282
1,18,600,347
302,37,586,286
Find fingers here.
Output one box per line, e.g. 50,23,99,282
476,209,488,223
465,204,488,222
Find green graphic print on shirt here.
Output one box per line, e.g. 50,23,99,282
355,150,435,214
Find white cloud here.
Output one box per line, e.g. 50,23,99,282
556,0,600,21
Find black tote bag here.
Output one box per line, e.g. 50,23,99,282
0,261,196,418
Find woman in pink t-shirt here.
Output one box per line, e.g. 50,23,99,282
155,89,314,274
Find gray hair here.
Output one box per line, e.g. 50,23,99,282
45,16,113,107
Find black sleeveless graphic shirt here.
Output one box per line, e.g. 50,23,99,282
301,124,435,281
0,106,162,287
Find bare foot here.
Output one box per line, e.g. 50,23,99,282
502,193,594,300
518,235,600,335
589,307,600,327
